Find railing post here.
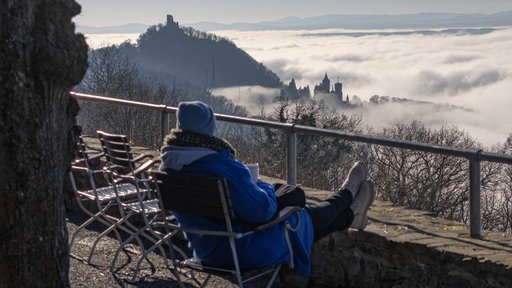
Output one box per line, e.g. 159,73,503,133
286,126,297,185
469,153,481,238
161,110,170,144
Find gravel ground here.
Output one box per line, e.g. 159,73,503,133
66,209,294,288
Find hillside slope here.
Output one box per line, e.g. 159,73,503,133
120,16,282,89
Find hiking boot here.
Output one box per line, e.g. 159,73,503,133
340,161,367,198
350,180,375,230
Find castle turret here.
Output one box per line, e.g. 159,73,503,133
166,14,179,27
321,73,330,94
334,81,343,98
314,73,331,95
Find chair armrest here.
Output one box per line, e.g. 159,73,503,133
153,221,180,230
70,165,103,175
102,156,160,177
252,206,302,233
132,152,154,163
88,151,105,161
70,165,89,172
103,165,132,181
72,158,87,165
132,159,162,176
106,168,152,187
72,152,104,165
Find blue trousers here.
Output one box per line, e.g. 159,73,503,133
305,190,354,242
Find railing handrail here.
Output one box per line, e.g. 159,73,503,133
70,91,512,237
71,92,512,163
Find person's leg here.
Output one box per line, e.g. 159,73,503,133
305,189,354,242
305,161,367,242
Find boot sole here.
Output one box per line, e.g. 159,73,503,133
350,181,375,230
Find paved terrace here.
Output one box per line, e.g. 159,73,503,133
68,137,512,287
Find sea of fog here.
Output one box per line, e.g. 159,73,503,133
84,27,512,147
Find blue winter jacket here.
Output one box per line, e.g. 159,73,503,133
160,145,314,276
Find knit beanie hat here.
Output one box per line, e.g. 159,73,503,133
176,101,216,136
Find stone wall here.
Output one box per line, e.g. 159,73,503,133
291,190,512,288
308,228,512,287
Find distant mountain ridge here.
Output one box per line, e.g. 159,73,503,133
76,11,512,35
77,23,149,34
190,10,512,31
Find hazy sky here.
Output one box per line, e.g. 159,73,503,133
75,0,512,27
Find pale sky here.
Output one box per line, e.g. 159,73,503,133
75,0,512,27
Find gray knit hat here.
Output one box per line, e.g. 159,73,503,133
176,101,216,136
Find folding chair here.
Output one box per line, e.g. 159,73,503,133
151,171,302,288
97,130,185,281
68,136,144,264
96,130,158,177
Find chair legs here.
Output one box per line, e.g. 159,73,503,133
245,265,282,288
69,199,125,263
128,231,188,283
110,217,189,284
88,211,148,264
109,220,163,272
186,263,283,288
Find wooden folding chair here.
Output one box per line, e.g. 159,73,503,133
96,130,185,282
151,171,302,288
68,136,144,264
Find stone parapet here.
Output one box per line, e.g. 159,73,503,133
292,188,512,287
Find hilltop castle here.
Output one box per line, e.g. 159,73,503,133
166,14,179,28
313,73,349,104
280,74,352,106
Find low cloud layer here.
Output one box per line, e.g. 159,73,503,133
84,33,140,48
212,28,512,146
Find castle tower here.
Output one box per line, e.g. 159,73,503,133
167,14,179,27
334,82,343,97
321,73,330,94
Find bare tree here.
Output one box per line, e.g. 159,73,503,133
501,136,512,232
0,0,87,287
483,135,512,233
75,45,185,149
370,121,493,223
235,99,362,191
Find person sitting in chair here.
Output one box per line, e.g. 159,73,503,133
159,100,375,277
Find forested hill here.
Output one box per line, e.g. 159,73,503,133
120,16,282,89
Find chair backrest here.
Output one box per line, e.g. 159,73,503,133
70,136,110,196
151,171,294,288
97,130,137,172
74,136,103,169
152,172,236,221
75,136,89,162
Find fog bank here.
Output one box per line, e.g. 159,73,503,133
212,28,512,146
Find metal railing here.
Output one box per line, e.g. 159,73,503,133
70,92,512,238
